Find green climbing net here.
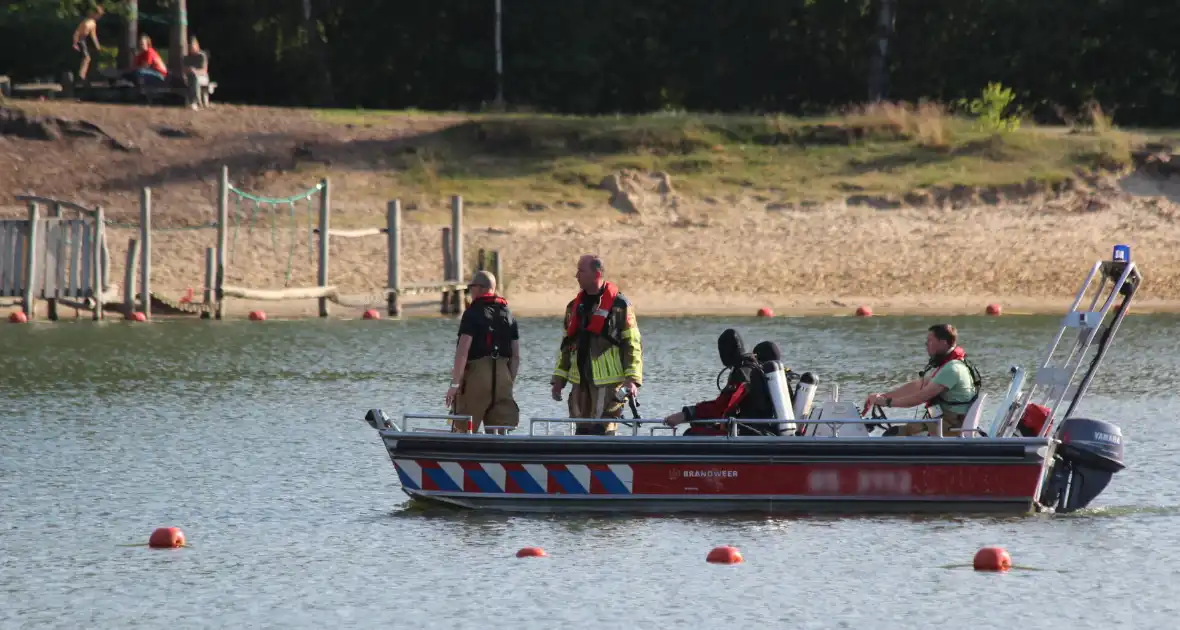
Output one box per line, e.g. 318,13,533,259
225,180,323,288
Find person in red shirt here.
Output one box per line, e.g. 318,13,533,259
121,34,167,85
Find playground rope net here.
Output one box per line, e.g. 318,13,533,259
225,180,323,288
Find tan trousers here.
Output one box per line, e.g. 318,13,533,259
568,381,623,435
454,357,519,433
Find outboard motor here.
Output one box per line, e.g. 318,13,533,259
1039,417,1126,513
792,372,819,420
761,361,796,436
363,409,398,431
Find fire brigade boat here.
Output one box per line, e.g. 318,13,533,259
361,247,1138,515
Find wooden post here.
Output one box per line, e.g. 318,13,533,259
168,0,189,79
202,247,214,320
386,200,401,317
216,165,228,319
23,202,39,320
121,0,138,70
492,250,503,296
123,238,140,316
440,227,452,314
451,195,463,314
317,178,330,317
92,206,105,320
139,187,151,319
46,202,61,321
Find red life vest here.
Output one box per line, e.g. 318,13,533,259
922,346,967,410
565,282,619,340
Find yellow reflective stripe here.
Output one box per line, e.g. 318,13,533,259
620,328,638,339
553,368,569,378
590,347,625,384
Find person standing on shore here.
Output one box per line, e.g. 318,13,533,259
71,5,104,81
551,254,643,435
444,270,521,434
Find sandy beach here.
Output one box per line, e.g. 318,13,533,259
6,177,1179,320
4,102,1180,319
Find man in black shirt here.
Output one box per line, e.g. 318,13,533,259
445,271,521,434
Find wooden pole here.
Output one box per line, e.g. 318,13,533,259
492,250,503,296
494,0,505,108
123,238,140,316
92,206,105,320
139,187,151,319
450,195,463,314
216,165,228,319
440,227,452,314
23,202,39,320
121,0,138,71
168,0,189,79
46,202,60,321
317,178,330,317
202,247,214,319
386,200,401,317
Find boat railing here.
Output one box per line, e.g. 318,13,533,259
526,416,944,438
382,412,948,438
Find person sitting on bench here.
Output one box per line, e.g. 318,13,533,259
183,36,211,109
121,34,167,86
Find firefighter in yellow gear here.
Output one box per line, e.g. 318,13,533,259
550,254,643,435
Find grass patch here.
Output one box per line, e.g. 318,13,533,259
312,101,1145,207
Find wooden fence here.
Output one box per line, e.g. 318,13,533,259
1,196,113,320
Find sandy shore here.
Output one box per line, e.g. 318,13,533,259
4,170,1180,320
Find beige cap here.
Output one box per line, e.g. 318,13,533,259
468,270,496,290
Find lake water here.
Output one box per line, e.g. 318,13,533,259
1,313,1177,629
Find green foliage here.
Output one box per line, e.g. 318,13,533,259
2,1,1180,127
957,82,1022,133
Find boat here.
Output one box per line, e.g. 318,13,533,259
360,246,1138,515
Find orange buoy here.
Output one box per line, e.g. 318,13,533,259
973,546,1011,571
125,312,147,322
8,311,27,324
706,545,744,564
855,305,873,317
362,309,380,320
756,307,774,318
249,310,267,321
516,546,547,558
986,303,1002,316
148,527,186,549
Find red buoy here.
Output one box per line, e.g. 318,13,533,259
148,527,186,549
855,305,873,317
249,310,267,321
706,545,743,564
363,309,380,320
756,307,774,318
8,311,27,324
125,312,147,322
516,546,547,558
986,303,1002,316
973,546,1011,571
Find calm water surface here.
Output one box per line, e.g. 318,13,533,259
1,314,1178,629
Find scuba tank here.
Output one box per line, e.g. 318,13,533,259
761,361,796,436
792,372,819,423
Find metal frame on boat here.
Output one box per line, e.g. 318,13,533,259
361,246,1138,516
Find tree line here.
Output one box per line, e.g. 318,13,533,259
3,0,1177,126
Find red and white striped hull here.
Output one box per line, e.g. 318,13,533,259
378,432,1054,515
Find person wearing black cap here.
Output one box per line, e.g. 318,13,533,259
663,329,779,436
444,270,521,434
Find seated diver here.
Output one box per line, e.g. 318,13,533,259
863,323,982,437
663,329,785,436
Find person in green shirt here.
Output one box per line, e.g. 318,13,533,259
864,323,982,437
